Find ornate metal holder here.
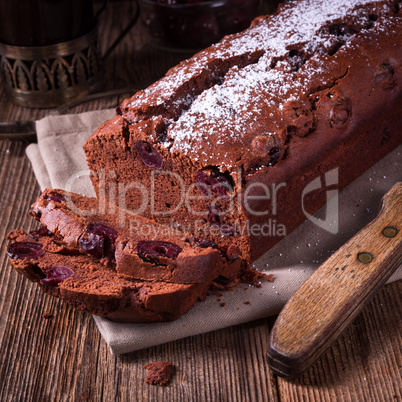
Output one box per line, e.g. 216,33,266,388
0,28,101,108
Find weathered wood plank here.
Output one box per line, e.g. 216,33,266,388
268,184,401,378
0,1,400,402
276,280,401,402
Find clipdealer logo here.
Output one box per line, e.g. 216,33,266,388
63,167,340,235
301,168,339,234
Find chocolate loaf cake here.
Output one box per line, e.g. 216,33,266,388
8,0,401,324
85,0,402,266
7,231,209,323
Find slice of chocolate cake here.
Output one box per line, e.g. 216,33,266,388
7,231,209,323
30,188,243,286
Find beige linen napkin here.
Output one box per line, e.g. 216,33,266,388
26,110,402,355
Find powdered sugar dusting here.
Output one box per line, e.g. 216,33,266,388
167,54,302,165
163,0,388,165
128,0,373,112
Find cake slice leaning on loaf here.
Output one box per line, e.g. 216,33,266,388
7,188,269,322
85,0,402,266
7,231,210,323
30,188,247,286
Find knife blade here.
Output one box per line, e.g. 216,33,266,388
0,120,37,141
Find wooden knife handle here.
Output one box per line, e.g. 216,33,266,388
267,182,402,379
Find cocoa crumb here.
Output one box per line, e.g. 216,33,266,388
42,312,54,319
220,303,226,307
144,362,173,385
240,268,274,284
6,229,25,240
243,301,251,305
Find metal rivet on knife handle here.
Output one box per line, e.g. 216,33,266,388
357,252,373,264
382,227,398,238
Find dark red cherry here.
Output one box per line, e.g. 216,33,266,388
207,209,236,237
41,266,74,286
7,241,45,259
137,240,182,262
31,207,42,219
213,176,232,198
208,210,221,224
189,237,219,249
91,224,117,245
135,141,163,170
78,223,117,259
268,146,281,166
231,0,261,15
218,223,236,236
46,194,65,203
29,226,53,240
166,15,188,44
79,230,103,259
196,169,232,199
189,237,229,257
330,101,351,128
196,171,213,196
375,63,395,89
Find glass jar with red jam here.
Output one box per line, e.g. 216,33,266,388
139,0,262,52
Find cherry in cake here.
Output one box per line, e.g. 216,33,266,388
8,241,45,260
41,266,74,286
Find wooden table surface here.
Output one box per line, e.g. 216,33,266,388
0,2,401,401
